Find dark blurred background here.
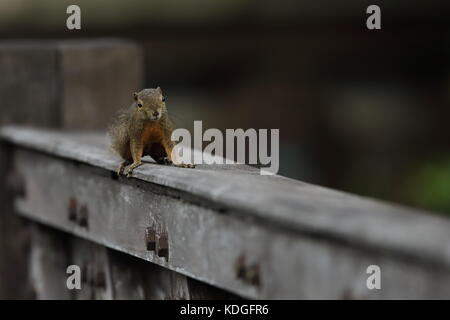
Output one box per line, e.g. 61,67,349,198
1,0,449,214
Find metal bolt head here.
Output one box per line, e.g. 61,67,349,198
68,197,77,222
78,205,89,228
156,232,169,260
145,227,156,251
246,264,260,287
235,255,261,288
235,255,246,280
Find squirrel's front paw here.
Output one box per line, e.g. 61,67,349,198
117,166,125,176
125,169,134,178
116,164,125,175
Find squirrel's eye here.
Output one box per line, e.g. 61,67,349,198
162,97,165,102
137,103,143,108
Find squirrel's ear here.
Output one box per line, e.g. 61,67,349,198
133,92,138,101
156,86,162,94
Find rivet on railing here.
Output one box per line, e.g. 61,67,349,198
78,204,89,228
246,264,260,287
145,227,156,251
145,224,169,262
235,254,261,288
68,197,78,222
156,231,169,260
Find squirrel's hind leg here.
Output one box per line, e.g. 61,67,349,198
149,142,173,165
126,161,143,178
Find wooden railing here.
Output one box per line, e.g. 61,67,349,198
1,126,450,299
1,40,450,299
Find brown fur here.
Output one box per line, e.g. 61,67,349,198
108,87,193,177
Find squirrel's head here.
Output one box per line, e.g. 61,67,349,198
133,87,166,121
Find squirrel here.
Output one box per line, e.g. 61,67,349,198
108,87,194,178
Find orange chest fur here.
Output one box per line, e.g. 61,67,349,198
141,124,163,144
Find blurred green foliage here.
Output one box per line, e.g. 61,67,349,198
406,156,450,214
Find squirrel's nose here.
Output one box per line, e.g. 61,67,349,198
153,111,159,118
